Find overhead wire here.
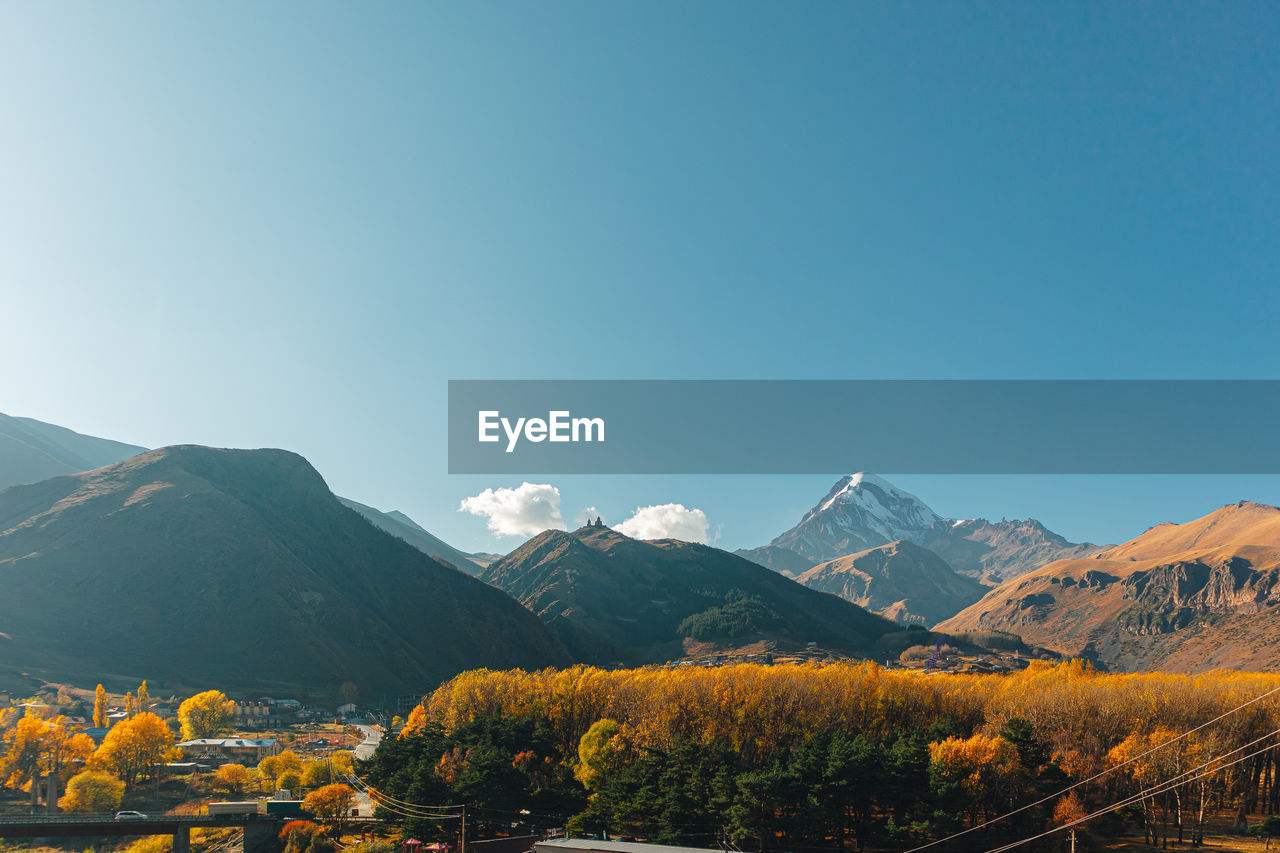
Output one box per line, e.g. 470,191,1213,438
905,681,1280,852
981,730,1280,853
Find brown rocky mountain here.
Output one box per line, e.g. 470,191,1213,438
0,445,571,696
480,525,898,665
796,540,986,626
935,501,1280,673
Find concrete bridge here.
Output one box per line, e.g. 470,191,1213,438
0,814,286,853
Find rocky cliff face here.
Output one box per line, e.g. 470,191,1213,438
1117,551,1280,633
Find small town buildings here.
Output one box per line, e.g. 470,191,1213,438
233,698,279,727
147,701,177,719
177,737,281,765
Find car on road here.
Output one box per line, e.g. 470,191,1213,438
114,811,148,822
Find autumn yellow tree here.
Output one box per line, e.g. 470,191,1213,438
59,770,125,813
2,716,53,787
137,682,150,715
1,715,94,788
91,712,173,786
574,719,624,791
277,770,302,796
93,685,107,729
929,734,1021,825
177,691,234,740
330,751,354,782
52,731,97,781
215,763,253,795
400,704,427,737
302,782,355,832
1106,727,1201,847
124,692,136,718
301,759,340,789
259,749,303,789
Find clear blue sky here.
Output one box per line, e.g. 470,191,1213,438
2,3,1278,551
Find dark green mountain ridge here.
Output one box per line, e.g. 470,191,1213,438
0,445,570,696
480,525,898,664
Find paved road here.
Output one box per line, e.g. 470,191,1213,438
353,723,382,760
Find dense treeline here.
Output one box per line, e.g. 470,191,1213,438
363,662,1280,852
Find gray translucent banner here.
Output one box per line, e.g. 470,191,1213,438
447,380,1280,474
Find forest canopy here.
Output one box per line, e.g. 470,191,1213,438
362,662,1280,851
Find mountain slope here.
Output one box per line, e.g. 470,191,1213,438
731,544,816,577
796,540,985,626
935,502,1280,673
480,525,897,664
338,497,486,575
0,446,570,695
0,414,486,580
0,413,145,490
740,473,1101,584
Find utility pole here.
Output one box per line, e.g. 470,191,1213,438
461,805,466,853
1070,829,1076,853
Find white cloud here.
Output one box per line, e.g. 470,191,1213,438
615,503,710,543
459,482,567,538
575,506,604,526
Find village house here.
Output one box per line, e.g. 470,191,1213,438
176,737,281,765
233,698,278,727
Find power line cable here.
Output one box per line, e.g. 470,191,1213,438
981,731,1280,853
344,771,462,810
905,681,1280,853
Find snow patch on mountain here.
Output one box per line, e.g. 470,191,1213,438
744,474,1103,583
769,473,942,563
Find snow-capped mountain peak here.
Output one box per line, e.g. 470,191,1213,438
739,473,1103,586
772,473,941,562
818,473,936,517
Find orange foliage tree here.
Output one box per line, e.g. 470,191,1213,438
91,712,173,786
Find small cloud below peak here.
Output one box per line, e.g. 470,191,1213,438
460,482,567,538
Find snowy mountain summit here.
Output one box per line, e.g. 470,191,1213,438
739,473,1104,585
771,473,942,563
